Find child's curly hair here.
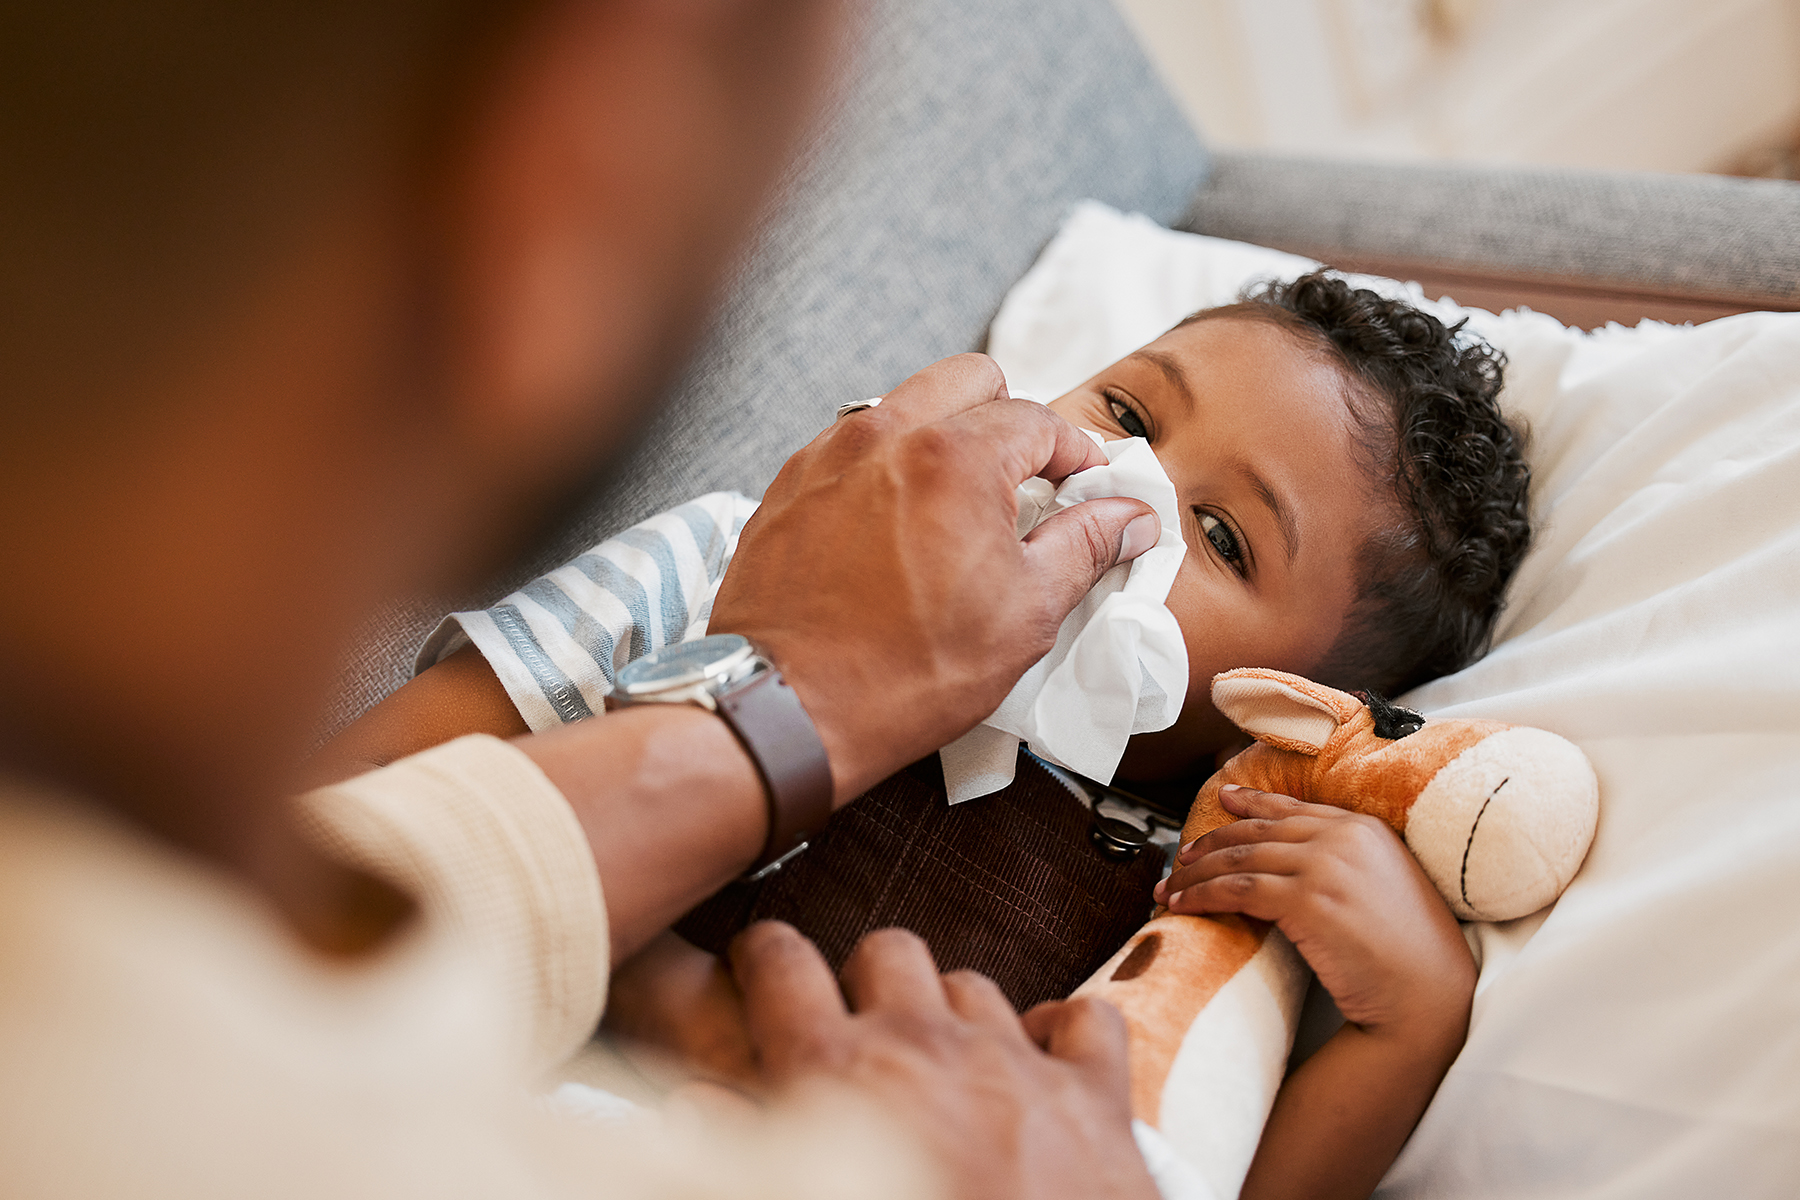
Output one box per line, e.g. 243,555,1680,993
1186,270,1532,695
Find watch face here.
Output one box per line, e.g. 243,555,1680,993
617,633,754,694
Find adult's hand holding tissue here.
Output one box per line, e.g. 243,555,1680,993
940,431,1189,802
709,353,1160,804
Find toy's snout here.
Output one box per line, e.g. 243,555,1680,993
1404,727,1599,921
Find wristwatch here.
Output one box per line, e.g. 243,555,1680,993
612,634,833,881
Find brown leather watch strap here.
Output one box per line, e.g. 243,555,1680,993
715,667,833,878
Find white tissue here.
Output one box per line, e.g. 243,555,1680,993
940,431,1189,803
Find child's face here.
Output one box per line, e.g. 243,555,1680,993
1047,317,1384,780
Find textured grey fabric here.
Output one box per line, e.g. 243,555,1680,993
1186,152,1800,302
320,0,1208,735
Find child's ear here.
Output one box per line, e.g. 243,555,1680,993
1210,669,1358,755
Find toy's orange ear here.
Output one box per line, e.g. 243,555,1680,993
1211,669,1362,755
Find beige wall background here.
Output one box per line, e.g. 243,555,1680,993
1111,0,1800,176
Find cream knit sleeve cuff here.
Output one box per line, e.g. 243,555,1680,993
294,735,608,1074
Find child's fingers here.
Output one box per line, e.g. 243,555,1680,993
1155,840,1312,903
1162,871,1300,923
1217,784,1345,822
1176,810,1332,865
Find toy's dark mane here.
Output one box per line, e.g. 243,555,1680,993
1352,690,1426,740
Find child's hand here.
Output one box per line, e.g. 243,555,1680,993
1151,785,1474,1036
1161,786,1477,1200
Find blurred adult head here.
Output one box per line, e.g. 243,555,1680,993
0,0,843,862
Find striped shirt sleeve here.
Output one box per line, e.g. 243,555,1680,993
415,492,759,733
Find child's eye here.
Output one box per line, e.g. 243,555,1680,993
1104,392,1150,440
1199,512,1246,573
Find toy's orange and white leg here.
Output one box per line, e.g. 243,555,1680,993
1077,913,1308,1199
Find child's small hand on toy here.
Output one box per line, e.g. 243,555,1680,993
1090,670,1596,1200
1152,785,1475,1036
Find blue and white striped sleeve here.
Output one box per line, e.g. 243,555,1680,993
414,492,759,733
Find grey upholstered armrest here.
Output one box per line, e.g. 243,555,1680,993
1185,152,1800,327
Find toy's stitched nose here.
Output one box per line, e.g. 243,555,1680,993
1459,775,1511,911
1405,726,1599,921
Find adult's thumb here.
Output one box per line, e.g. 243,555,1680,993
1020,496,1160,621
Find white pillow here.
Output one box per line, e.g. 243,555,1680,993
989,202,1800,1198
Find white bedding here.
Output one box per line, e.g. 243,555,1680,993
988,203,1800,1197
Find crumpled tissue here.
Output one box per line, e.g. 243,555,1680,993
940,431,1189,803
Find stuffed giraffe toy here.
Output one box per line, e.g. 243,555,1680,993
1074,667,1600,1198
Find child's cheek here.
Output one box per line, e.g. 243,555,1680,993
1163,557,1215,692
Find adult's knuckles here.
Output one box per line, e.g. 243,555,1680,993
884,354,1005,420
736,918,806,953
733,921,818,976
823,409,888,456
775,1026,852,1073
925,351,1006,396
894,422,969,483
842,1032,959,1095
854,926,933,963
941,967,992,989
941,969,1009,1011
873,1009,963,1060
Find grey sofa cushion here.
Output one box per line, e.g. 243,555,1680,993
1187,152,1800,304
322,0,1207,735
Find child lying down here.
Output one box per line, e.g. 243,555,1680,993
325,271,1531,1200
